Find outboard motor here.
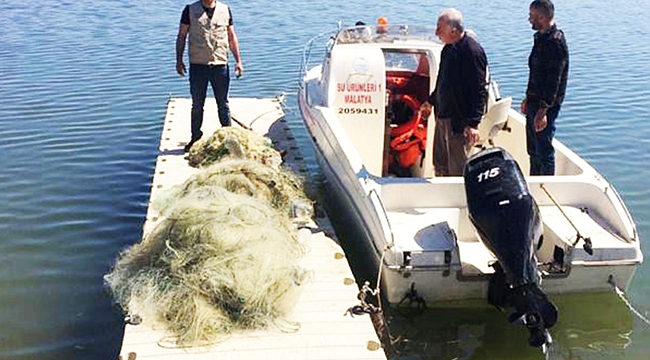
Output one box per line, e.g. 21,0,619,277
463,147,558,348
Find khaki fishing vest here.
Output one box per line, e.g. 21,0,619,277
188,1,230,65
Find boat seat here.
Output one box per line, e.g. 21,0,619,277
476,96,512,147
385,208,461,267
539,206,637,262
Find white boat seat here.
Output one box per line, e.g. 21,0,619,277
539,206,638,262
477,96,512,147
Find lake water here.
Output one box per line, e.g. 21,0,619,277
0,0,648,359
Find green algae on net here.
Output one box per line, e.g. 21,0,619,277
105,127,313,347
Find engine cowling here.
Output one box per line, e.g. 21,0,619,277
463,147,557,348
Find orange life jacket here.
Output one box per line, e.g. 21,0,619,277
389,95,427,168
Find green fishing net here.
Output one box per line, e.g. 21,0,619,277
105,127,312,347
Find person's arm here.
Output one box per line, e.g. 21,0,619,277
540,33,568,110
535,34,568,132
176,6,191,76
419,85,439,119
462,43,488,145
228,26,244,77
176,23,189,76
467,47,487,129
465,47,488,129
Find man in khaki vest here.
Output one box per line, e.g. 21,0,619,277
176,0,244,152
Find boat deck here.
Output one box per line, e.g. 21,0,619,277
118,97,385,360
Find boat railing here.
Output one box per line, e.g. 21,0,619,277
298,30,337,87
299,24,441,87
334,24,440,45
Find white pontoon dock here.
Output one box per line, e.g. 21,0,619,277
117,97,385,360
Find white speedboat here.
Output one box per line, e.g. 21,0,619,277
298,23,642,345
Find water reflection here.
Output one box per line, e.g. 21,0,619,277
385,293,633,360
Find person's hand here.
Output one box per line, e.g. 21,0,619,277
419,102,432,119
235,62,244,78
464,126,480,147
534,108,547,132
176,60,186,76
520,98,527,114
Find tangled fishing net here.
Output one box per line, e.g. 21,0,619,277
105,127,313,347
154,158,311,219
186,126,282,168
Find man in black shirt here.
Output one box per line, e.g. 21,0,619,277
422,8,488,176
521,0,568,175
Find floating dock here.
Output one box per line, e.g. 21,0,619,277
117,97,386,360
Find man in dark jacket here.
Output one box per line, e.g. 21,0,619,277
422,8,488,176
521,0,569,175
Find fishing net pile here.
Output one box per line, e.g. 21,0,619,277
153,158,309,218
186,126,283,168
105,127,312,347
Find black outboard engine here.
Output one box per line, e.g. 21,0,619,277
463,147,558,348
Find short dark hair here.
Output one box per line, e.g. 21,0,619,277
530,0,555,20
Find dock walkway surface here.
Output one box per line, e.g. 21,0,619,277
117,97,386,360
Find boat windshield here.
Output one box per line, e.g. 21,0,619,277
335,25,440,45
384,50,423,72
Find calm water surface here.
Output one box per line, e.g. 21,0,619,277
0,1,648,359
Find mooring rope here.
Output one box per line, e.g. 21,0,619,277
608,275,650,326
341,244,398,354
373,243,392,311
345,243,392,317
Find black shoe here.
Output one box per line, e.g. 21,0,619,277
183,138,198,153
184,131,203,153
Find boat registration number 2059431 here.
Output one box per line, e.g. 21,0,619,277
337,107,379,115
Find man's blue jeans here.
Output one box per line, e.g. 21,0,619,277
526,104,560,175
189,63,231,141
